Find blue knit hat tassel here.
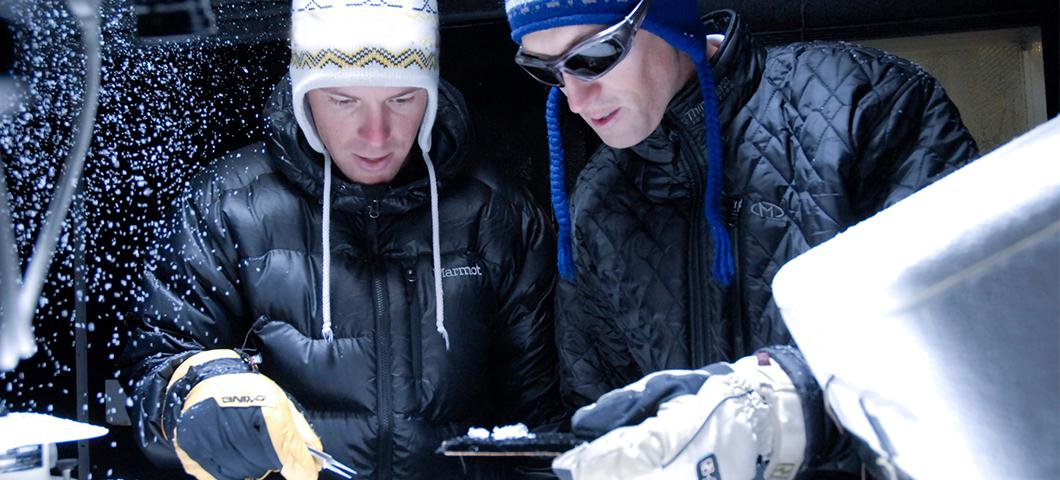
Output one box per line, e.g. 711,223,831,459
547,87,577,281
695,57,734,286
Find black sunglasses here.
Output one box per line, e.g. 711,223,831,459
514,0,652,87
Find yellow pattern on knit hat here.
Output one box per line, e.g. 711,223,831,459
291,47,437,70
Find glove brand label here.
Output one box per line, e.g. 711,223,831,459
697,454,720,480
769,463,797,478
220,394,267,404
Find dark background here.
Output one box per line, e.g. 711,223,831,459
0,0,1057,478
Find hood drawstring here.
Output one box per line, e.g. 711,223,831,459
321,154,335,341
422,150,450,350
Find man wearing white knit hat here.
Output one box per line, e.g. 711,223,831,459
120,1,562,478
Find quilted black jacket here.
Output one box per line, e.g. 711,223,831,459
556,10,978,409
120,78,561,479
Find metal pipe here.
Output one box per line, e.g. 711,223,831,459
0,160,21,370
73,192,89,480
0,0,101,372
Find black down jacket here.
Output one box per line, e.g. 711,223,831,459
557,11,978,408
120,78,561,479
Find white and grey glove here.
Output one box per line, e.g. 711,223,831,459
553,349,811,480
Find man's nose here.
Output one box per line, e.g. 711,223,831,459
357,109,390,148
562,74,599,115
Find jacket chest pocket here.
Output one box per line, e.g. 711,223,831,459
404,251,495,334
401,251,495,406
430,248,493,306
402,265,424,387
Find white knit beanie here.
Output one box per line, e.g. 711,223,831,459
290,0,440,155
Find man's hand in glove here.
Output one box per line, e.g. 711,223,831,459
553,348,814,480
161,350,323,480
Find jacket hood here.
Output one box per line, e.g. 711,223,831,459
264,74,473,215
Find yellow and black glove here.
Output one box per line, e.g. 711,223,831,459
162,350,323,480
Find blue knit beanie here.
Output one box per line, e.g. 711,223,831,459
506,0,733,286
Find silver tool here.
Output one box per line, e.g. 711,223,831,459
308,447,358,479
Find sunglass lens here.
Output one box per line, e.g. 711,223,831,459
519,64,563,86
564,40,623,79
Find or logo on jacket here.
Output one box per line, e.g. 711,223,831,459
697,454,720,480
749,201,785,220
441,264,482,278
220,394,268,405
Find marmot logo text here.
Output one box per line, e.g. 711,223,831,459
441,265,482,278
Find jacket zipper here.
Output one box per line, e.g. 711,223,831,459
368,199,393,480
405,267,422,400
727,198,746,356
368,199,380,219
674,129,711,368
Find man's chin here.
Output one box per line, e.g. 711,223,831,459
356,170,398,185
341,156,406,185
594,128,645,150
337,165,396,185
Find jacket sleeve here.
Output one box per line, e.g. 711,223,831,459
777,54,980,476
485,187,565,432
118,180,247,468
555,154,643,411
554,278,622,411
847,53,980,220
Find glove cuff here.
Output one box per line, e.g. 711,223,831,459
757,346,823,479
724,350,805,479
162,350,255,441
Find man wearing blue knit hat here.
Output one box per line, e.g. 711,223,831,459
506,0,979,478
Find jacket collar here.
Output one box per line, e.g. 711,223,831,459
657,9,758,144
700,10,764,129
635,10,764,162
264,75,473,215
